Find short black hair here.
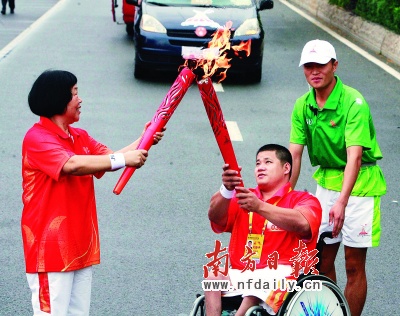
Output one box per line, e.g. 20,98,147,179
256,144,292,178
28,70,77,117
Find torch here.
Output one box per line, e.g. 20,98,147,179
192,21,245,187
197,77,244,187
113,67,196,195
114,21,247,194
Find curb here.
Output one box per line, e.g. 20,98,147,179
286,0,400,67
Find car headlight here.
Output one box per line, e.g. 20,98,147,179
233,18,260,37
140,14,167,33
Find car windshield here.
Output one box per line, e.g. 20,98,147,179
146,0,253,8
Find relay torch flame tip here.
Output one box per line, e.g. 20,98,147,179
114,21,249,194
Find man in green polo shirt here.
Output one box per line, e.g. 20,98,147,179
289,39,386,316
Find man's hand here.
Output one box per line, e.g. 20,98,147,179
329,201,346,238
209,164,242,227
235,187,262,213
222,164,242,191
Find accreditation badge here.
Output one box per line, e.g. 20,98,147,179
245,234,264,263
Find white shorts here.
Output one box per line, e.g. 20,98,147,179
225,265,294,315
316,185,381,247
26,266,93,316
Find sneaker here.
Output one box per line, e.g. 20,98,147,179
1,9,5,15
10,9,14,14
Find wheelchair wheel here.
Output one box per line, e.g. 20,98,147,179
278,275,350,316
189,294,245,316
189,294,206,316
245,305,271,316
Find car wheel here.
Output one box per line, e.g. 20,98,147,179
134,53,146,79
126,23,134,36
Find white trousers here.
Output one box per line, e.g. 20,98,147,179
26,266,93,316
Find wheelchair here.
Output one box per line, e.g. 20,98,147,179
189,232,351,316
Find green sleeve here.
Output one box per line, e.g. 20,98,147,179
290,98,307,145
344,94,372,150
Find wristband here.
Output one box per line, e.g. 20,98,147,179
220,184,234,199
109,153,126,171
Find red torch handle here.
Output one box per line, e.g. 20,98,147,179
112,127,158,195
197,78,244,187
113,67,196,195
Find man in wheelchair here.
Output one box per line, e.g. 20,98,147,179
204,144,322,315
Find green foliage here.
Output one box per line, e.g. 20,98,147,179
328,0,357,10
329,0,400,34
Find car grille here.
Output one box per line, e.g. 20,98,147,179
167,29,216,39
169,39,208,47
168,29,236,47
167,29,235,44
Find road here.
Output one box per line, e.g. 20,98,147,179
0,0,399,315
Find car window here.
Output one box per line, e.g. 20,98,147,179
146,0,253,8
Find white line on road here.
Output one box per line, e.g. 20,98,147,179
226,121,243,141
0,0,68,61
214,81,243,141
212,83,243,142
213,82,224,92
280,0,400,81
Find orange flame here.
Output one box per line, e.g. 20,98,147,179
184,21,251,83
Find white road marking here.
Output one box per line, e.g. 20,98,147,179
214,81,242,142
213,82,224,92
0,0,68,61
280,0,400,81
226,121,243,141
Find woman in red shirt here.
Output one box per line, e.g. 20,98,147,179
22,69,163,315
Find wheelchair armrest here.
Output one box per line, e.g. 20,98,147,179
316,231,333,252
315,231,333,273
319,231,334,240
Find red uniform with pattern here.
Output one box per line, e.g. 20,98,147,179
22,117,111,273
211,183,322,270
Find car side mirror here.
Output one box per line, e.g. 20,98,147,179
259,0,273,10
126,0,139,5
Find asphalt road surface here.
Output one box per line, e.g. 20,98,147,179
0,0,399,315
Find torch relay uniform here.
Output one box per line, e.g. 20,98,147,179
290,76,386,247
211,183,322,314
22,117,111,314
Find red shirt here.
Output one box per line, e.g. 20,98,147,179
211,183,322,270
21,117,111,273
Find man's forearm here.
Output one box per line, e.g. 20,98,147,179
289,143,304,189
257,203,311,238
338,162,361,205
290,158,301,188
208,191,231,228
338,146,362,205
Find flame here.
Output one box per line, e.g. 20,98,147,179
183,21,251,83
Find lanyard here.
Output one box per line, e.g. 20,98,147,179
248,188,292,234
